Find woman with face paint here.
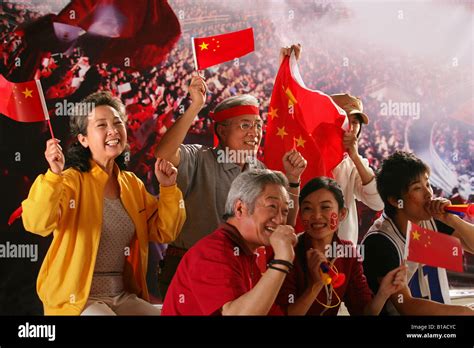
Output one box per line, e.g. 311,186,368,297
275,177,407,315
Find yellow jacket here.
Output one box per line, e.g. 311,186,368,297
22,160,185,315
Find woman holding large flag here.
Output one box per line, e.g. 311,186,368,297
21,91,185,315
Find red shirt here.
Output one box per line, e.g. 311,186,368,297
162,222,282,315
276,233,373,315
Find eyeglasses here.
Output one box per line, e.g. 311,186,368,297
234,121,263,132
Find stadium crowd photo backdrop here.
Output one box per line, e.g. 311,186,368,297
0,0,473,344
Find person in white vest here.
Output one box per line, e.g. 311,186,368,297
362,151,474,315
331,94,384,245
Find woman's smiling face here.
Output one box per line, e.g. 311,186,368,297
78,105,127,164
300,188,346,242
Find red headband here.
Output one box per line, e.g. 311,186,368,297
210,105,260,123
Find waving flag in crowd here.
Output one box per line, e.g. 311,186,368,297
192,28,254,70
55,0,181,70
264,54,349,186
5,14,72,82
4,0,181,81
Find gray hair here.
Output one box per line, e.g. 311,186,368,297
223,169,288,219
214,94,259,113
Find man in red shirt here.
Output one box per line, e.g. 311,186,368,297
162,169,298,315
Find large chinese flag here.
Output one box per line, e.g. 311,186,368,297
192,28,254,70
407,222,463,272
0,75,48,122
263,55,348,186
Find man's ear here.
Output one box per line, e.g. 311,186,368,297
77,134,88,148
387,196,400,210
234,199,246,218
216,123,227,143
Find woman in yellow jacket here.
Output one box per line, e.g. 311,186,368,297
22,91,185,315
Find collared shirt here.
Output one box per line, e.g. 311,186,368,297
172,144,266,250
276,233,373,316
162,222,282,315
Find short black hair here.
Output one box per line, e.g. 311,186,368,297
299,177,345,210
376,151,430,218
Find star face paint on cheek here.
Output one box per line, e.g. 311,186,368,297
330,212,338,230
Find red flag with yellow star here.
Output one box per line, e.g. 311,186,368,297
192,28,254,70
0,74,49,122
407,222,463,272
264,55,348,185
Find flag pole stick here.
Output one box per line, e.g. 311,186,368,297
191,36,199,72
191,36,205,78
35,79,55,139
403,220,411,264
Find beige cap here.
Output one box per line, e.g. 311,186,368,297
330,93,369,124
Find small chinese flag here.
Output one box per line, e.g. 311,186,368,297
192,28,254,70
406,222,463,272
0,74,49,122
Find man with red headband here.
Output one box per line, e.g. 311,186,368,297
155,48,306,298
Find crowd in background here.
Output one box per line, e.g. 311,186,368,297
1,0,472,227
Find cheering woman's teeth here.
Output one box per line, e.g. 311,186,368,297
311,223,326,229
105,139,120,146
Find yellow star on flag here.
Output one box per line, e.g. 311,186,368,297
199,42,209,50
294,135,306,148
412,230,420,241
268,107,278,120
276,126,288,139
284,87,298,106
424,235,431,247
22,88,33,98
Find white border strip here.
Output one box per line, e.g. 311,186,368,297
191,36,198,71
35,79,50,120
404,220,411,262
